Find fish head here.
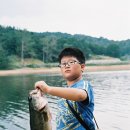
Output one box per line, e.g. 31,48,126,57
29,89,48,111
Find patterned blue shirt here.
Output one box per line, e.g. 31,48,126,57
56,79,95,130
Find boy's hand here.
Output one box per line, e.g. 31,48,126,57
34,81,49,94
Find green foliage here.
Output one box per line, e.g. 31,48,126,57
106,44,120,57
119,40,130,55
0,25,130,69
0,46,10,69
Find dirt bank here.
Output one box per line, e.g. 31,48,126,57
0,64,130,76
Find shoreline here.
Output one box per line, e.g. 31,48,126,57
0,64,130,76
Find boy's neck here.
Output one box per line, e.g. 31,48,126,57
67,75,82,87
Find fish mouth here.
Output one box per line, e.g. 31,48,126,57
39,105,46,112
28,96,32,102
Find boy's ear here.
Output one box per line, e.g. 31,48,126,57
81,64,86,72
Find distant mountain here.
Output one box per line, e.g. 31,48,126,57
0,25,130,69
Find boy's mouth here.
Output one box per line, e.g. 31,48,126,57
65,70,71,73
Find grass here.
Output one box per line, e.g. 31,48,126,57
86,55,130,66
7,55,130,69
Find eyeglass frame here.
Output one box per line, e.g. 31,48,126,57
58,60,81,68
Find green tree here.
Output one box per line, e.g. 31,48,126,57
106,44,120,58
0,46,10,69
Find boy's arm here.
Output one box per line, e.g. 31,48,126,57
35,81,87,101
48,87,87,101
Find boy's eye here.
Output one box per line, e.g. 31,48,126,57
58,60,80,68
69,61,75,64
62,63,66,65
60,63,66,67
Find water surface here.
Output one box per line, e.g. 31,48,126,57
0,71,130,130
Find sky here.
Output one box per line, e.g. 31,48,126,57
0,0,130,41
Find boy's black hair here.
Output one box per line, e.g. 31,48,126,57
58,47,85,64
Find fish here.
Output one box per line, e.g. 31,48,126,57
28,89,52,130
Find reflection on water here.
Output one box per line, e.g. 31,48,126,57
0,71,130,130
87,71,130,130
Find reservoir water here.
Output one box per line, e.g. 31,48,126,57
0,70,130,130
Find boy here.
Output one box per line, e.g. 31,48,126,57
35,47,95,130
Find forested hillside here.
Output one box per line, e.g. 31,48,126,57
0,25,130,69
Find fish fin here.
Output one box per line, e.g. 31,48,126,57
43,110,52,122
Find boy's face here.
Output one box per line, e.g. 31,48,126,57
60,56,85,81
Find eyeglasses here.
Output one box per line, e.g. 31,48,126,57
58,60,80,68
